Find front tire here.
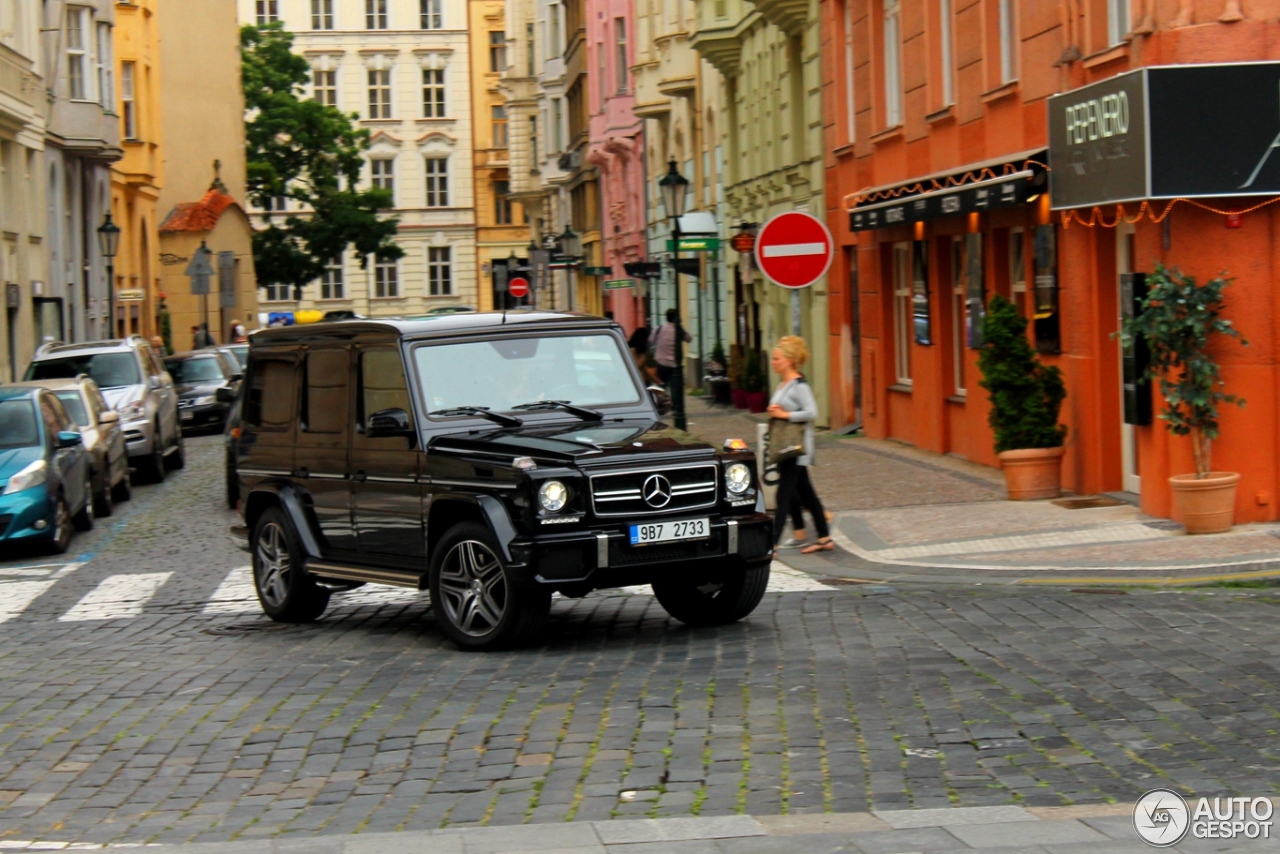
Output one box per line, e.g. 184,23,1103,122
652,558,771,627
72,474,94,531
140,428,165,484
111,469,132,503
429,521,550,651
92,468,115,518
46,495,73,555
251,507,330,623
167,429,185,471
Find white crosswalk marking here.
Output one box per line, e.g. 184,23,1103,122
0,580,57,624
59,573,173,622
202,566,259,615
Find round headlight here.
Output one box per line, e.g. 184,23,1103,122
725,463,751,495
538,480,568,512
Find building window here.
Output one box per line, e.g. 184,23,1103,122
892,244,911,385
882,0,902,127
1108,0,1130,44
614,18,628,93
422,68,445,117
1009,228,1026,313
939,0,953,105
424,157,449,206
120,61,137,140
262,195,288,213
370,158,394,204
912,241,931,345
428,247,452,296
263,282,290,302
311,0,334,29
950,238,966,394
67,7,90,101
367,69,392,118
548,4,562,57
527,23,536,75
489,31,507,72
998,0,1016,84
374,259,398,298
96,21,113,110
313,69,337,106
551,98,563,152
255,0,279,25
494,180,513,224
491,104,508,148
421,0,443,28
366,0,388,29
530,115,538,163
843,0,855,142
321,258,344,300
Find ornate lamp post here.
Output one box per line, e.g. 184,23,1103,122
658,159,689,430
97,214,121,339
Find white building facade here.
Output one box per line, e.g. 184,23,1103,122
237,0,478,317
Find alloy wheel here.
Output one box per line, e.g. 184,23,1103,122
437,540,508,637
254,521,291,609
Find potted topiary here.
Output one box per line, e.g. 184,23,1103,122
1119,265,1247,533
744,350,768,413
978,295,1068,500
727,346,748,409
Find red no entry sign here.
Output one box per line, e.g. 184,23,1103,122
508,276,530,298
754,211,834,289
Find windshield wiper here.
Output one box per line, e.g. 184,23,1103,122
428,406,524,428
511,400,603,421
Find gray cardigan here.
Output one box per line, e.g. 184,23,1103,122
769,377,818,466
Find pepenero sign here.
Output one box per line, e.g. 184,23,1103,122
1049,62,1280,208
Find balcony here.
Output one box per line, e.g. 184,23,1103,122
0,42,42,129
748,0,807,36
690,10,760,78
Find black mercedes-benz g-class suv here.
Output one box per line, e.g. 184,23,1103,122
230,311,774,650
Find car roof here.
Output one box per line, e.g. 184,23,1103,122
250,310,617,346
165,350,222,360
32,338,143,358
6,378,93,393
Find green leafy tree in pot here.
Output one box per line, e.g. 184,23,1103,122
978,295,1067,452
1117,265,1246,478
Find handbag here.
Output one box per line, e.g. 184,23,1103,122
767,418,806,466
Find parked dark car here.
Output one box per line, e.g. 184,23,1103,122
0,386,95,554
164,350,242,433
230,312,773,650
219,344,249,371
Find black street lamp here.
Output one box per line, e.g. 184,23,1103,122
657,159,689,430
527,239,539,307
97,213,121,339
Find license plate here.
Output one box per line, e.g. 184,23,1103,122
629,518,710,545
181,411,194,421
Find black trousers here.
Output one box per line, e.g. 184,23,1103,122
773,458,829,544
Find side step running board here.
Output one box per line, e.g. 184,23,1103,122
307,561,423,589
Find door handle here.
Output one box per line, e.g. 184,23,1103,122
354,470,368,482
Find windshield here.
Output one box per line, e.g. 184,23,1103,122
53,391,90,427
415,334,641,415
165,356,226,384
224,346,248,369
27,352,142,389
0,399,40,449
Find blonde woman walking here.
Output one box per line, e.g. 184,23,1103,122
766,336,832,554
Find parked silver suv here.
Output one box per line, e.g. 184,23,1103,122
25,337,184,482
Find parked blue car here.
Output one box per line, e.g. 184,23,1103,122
0,386,94,555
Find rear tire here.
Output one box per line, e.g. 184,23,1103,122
111,470,132,503
92,468,115,518
429,521,550,651
167,430,185,471
140,429,165,484
251,507,330,623
652,558,771,627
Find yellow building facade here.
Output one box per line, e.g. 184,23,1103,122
110,0,162,339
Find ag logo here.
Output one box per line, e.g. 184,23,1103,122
1134,788,1190,846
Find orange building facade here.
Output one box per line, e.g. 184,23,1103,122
821,1,1280,522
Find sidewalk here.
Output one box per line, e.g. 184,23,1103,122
59,804,1255,852
685,397,1280,585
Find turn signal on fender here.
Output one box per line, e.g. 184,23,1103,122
723,438,749,452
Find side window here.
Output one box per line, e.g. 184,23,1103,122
47,396,75,431
38,399,62,444
303,349,350,434
142,346,164,378
360,348,413,426
245,358,299,429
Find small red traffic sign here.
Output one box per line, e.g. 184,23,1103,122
754,211,834,289
508,276,530,298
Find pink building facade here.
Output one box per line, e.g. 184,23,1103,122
586,0,647,334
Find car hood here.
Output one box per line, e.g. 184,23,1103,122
176,382,225,397
102,385,145,410
0,446,42,483
429,419,718,466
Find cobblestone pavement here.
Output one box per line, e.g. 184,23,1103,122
2,437,1280,847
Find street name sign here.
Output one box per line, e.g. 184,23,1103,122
666,237,720,252
603,279,634,290
754,211,833,289
508,276,530,298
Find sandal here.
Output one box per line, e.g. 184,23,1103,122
800,537,834,554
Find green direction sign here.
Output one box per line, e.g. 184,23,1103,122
582,266,613,276
603,279,634,290
666,237,720,252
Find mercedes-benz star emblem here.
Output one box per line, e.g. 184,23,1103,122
642,474,673,508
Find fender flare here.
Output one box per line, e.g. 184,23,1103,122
247,482,324,560
430,493,521,564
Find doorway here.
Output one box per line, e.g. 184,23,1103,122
1116,222,1140,494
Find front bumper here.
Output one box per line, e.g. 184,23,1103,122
122,416,157,458
510,513,774,586
179,402,228,430
0,487,56,543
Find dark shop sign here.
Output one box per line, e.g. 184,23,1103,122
849,169,1041,232
1049,61,1280,208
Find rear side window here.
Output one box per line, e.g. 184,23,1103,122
245,359,298,428
54,391,90,427
26,352,141,388
303,350,349,434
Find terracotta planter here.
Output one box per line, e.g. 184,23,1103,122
746,391,768,413
731,388,748,409
1170,471,1240,534
997,446,1065,500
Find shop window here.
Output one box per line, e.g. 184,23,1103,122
964,232,985,348
912,241,931,345
1009,228,1026,315
1033,224,1061,354
950,237,966,395
892,243,912,385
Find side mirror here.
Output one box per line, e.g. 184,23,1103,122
57,431,83,449
230,372,244,383
98,411,120,424
647,385,672,416
149,376,161,390
367,408,414,438
216,387,237,403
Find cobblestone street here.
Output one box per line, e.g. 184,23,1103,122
1,437,1279,848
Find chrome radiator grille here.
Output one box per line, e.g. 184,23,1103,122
589,464,718,517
